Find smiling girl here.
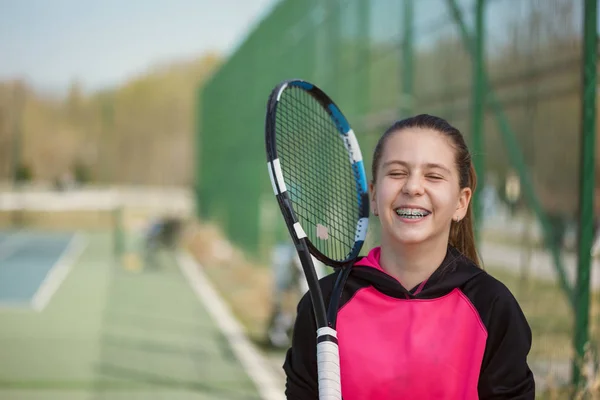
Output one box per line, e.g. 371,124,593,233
283,114,535,400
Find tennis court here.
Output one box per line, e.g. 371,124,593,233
0,191,280,400
0,230,85,310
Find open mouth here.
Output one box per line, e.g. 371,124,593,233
395,207,431,219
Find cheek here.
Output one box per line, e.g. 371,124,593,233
431,187,461,213
375,181,398,205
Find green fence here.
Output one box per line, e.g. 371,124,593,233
196,0,598,394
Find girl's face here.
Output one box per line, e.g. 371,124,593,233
369,128,471,247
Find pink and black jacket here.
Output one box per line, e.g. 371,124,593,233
283,246,535,399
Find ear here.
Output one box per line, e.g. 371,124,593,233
369,181,378,216
455,186,472,220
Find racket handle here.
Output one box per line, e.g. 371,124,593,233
317,327,342,400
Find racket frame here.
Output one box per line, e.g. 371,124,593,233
265,79,369,400
265,79,369,269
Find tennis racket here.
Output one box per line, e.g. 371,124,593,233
265,79,370,400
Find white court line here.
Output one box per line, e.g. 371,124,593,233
176,251,285,400
30,233,88,312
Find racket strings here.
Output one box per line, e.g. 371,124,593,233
275,87,361,262
278,96,355,212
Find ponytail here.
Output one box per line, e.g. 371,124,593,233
449,163,481,267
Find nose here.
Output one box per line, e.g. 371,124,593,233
402,173,424,196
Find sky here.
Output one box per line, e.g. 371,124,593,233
0,0,589,96
0,0,278,95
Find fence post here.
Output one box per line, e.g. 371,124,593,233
194,85,203,220
572,0,597,390
357,0,370,120
400,0,414,117
327,0,341,99
471,0,486,244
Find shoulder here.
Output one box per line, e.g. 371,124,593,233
467,270,515,296
296,269,343,313
461,270,529,329
466,273,535,398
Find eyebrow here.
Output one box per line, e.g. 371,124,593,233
382,160,452,174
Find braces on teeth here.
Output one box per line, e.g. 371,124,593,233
396,209,429,218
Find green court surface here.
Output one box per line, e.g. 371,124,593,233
0,231,262,400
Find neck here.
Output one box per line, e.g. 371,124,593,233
379,235,449,291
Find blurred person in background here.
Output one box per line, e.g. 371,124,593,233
143,216,183,269
53,170,77,191
283,114,534,399
265,241,328,349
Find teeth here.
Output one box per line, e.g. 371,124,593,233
395,208,429,218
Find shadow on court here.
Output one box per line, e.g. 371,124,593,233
88,251,262,400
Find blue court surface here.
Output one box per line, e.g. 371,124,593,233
0,231,85,309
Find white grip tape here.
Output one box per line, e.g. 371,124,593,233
317,328,341,400
317,341,341,399
317,327,337,338
267,159,287,195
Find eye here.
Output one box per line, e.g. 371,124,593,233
426,174,443,180
388,171,407,177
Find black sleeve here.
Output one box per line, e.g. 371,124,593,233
282,269,345,400
473,276,536,399
282,291,319,400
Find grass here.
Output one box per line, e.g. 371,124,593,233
486,266,600,360
487,266,600,398
184,223,275,343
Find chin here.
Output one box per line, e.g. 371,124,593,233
389,230,431,245
396,235,430,245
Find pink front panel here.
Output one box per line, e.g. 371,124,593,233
337,287,487,400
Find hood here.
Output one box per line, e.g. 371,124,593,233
351,246,484,299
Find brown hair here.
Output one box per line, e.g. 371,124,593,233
371,114,480,267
